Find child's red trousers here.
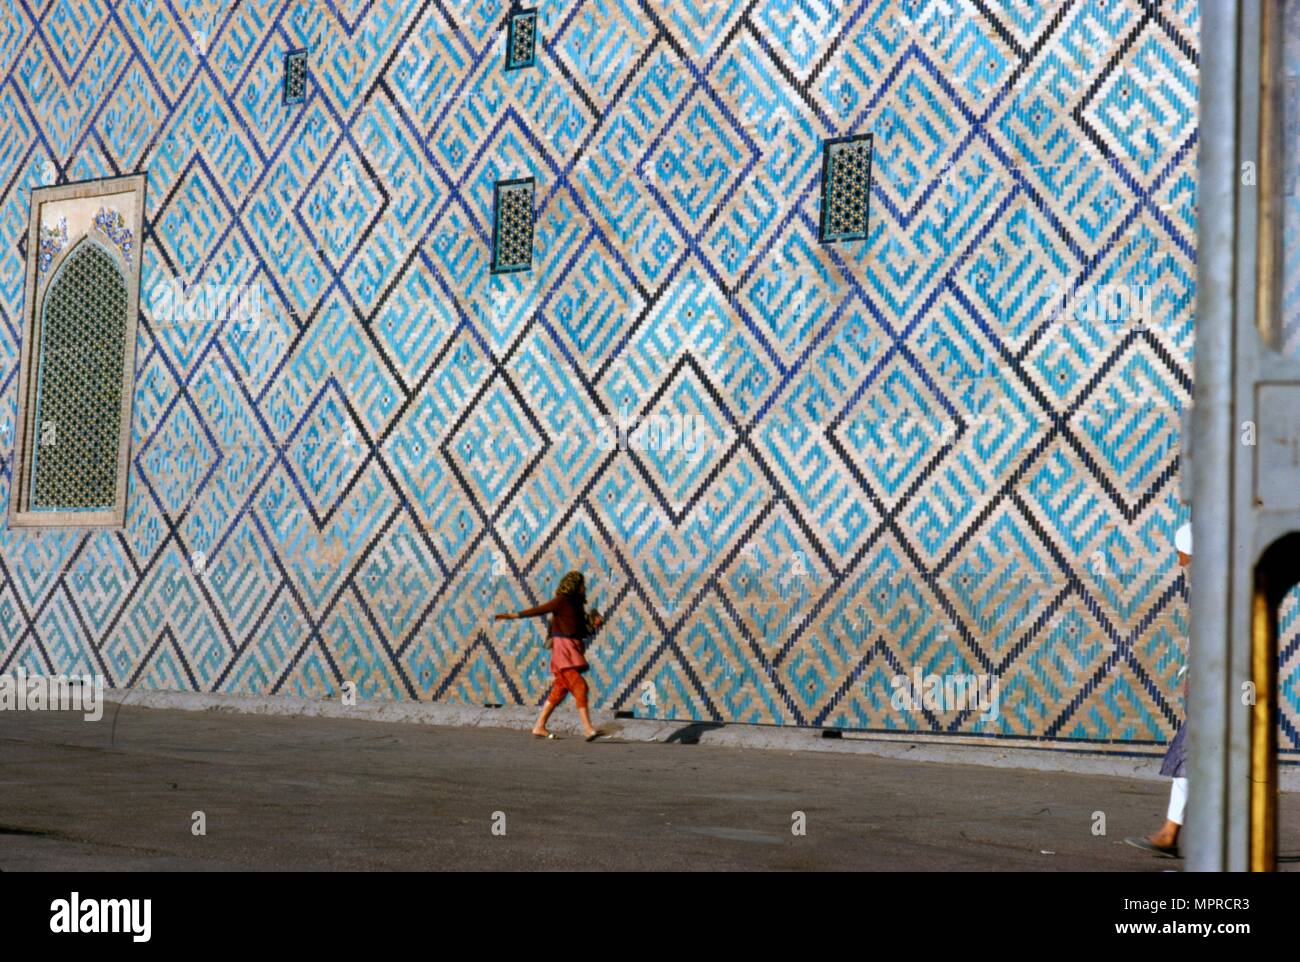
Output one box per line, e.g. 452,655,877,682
546,668,589,709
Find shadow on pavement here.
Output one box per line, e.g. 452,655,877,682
664,722,725,745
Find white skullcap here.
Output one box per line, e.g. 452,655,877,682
1174,523,1193,556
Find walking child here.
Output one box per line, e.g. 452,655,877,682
496,570,605,741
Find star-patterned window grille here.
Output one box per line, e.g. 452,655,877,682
505,8,538,71
819,134,874,244
492,177,535,274
284,49,309,105
28,240,129,512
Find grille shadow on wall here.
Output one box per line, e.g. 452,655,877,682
1,0,1295,754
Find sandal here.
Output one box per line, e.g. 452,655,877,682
532,731,557,739
584,730,604,742
1123,837,1180,858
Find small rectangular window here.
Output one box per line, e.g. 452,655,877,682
491,177,535,274
505,8,538,71
284,49,309,105
11,174,146,528
819,134,874,244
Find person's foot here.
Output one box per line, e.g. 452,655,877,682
1124,835,1180,858
531,728,555,739
584,729,602,742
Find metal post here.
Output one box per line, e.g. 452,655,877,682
1186,0,1242,872
1189,0,1300,872
1250,564,1278,871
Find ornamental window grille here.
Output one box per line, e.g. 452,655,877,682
505,8,537,71
819,134,874,244
284,49,309,105
491,177,535,274
11,175,145,527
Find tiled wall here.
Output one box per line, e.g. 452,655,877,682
0,0,1295,752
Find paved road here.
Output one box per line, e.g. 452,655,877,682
2,705,1297,871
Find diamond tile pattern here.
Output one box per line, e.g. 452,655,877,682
2,0,1297,756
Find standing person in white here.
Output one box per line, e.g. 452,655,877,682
1125,522,1193,858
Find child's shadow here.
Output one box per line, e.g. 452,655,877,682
664,722,725,745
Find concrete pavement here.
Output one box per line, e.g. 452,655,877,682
97,687,1300,787
2,703,1298,871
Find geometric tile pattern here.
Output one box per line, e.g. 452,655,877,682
1,0,1297,755
820,134,873,243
